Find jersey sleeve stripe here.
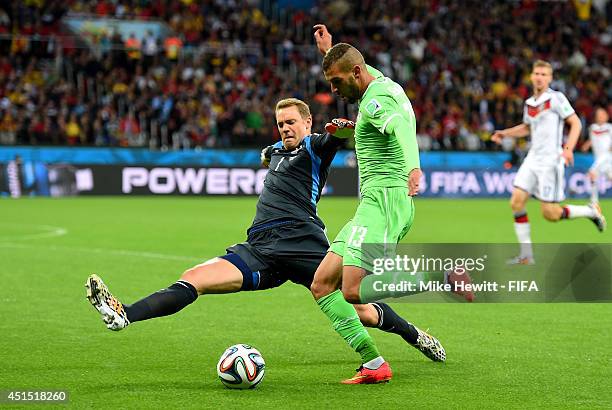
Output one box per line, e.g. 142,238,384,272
380,113,402,135
304,137,322,207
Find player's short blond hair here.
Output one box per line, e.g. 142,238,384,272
275,98,311,119
532,60,553,75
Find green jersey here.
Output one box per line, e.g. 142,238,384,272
355,66,420,192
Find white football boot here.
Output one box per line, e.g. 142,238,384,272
413,327,446,362
589,203,607,232
85,274,129,331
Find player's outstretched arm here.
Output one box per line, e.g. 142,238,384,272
491,123,530,144
313,24,332,55
325,118,355,139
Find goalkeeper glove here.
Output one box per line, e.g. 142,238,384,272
260,145,273,168
325,118,355,139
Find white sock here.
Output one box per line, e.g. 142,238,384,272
514,222,533,258
563,205,596,219
363,356,384,370
590,180,599,203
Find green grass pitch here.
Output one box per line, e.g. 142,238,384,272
1,197,611,408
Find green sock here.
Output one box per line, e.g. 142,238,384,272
316,290,380,363
360,271,446,302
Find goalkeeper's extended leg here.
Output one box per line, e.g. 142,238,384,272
85,274,131,331
85,257,242,330
86,272,200,331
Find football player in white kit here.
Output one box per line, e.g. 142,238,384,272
581,107,611,204
491,60,606,265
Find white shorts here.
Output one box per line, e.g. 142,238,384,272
589,156,612,179
514,160,565,202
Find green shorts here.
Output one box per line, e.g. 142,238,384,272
329,186,415,270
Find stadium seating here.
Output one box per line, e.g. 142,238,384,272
0,0,609,149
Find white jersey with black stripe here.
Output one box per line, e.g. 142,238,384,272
589,122,611,160
522,88,575,166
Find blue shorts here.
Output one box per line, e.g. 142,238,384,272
222,220,329,291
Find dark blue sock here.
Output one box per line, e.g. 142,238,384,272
124,280,198,323
372,302,419,344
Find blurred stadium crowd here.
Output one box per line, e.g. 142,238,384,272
0,0,609,150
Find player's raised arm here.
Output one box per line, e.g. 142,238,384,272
313,24,332,55
313,25,383,80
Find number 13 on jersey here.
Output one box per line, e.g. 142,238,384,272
348,226,368,247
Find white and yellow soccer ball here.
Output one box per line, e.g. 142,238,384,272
217,344,265,389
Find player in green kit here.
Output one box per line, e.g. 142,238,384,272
309,24,449,384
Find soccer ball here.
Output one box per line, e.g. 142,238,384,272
217,344,265,389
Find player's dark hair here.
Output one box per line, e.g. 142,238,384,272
322,43,364,73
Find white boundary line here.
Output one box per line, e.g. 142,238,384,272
0,224,68,241
0,242,201,262
0,223,201,262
